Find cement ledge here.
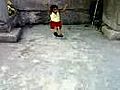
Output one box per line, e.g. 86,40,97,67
102,26,120,40
0,28,22,43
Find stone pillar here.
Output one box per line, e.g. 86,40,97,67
102,0,120,39
0,0,9,32
0,0,22,42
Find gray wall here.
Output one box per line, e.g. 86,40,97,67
12,0,93,24
0,0,9,22
13,0,92,10
103,0,120,30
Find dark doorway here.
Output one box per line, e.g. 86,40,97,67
89,0,103,29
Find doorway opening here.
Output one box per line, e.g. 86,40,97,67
89,0,103,29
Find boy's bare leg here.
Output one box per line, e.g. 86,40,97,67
51,27,57,32
51,27,59,37
57,27,63,35
50,29,55,33
57,27,63,37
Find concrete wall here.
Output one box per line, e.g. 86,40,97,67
102,0,120,39
0,0,9,32
13,0,92,10
116,0,120,29
0,0,9,22
103,0,120,30
12,0,93,24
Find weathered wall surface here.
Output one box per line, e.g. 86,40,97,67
103,0,116,30
13,0,91,10
0,0,9,22
103,0,120,30
12,0,93,24
116,0,120,29
102,0,120,39
0,0,9,32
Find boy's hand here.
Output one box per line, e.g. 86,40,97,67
65,4,68,7
61,4,68,12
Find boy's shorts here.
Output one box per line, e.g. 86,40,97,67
50,21,62,29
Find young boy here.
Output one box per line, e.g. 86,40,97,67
48,4,68,37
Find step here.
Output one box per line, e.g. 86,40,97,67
0,28,22,42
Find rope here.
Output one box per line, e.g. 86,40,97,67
92,0,100,25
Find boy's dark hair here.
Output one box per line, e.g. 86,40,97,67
50,5,58,13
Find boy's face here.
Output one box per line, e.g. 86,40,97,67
53,8,58,13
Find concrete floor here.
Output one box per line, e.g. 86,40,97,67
0,25,120,90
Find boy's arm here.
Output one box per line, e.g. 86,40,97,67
60,4,68,12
